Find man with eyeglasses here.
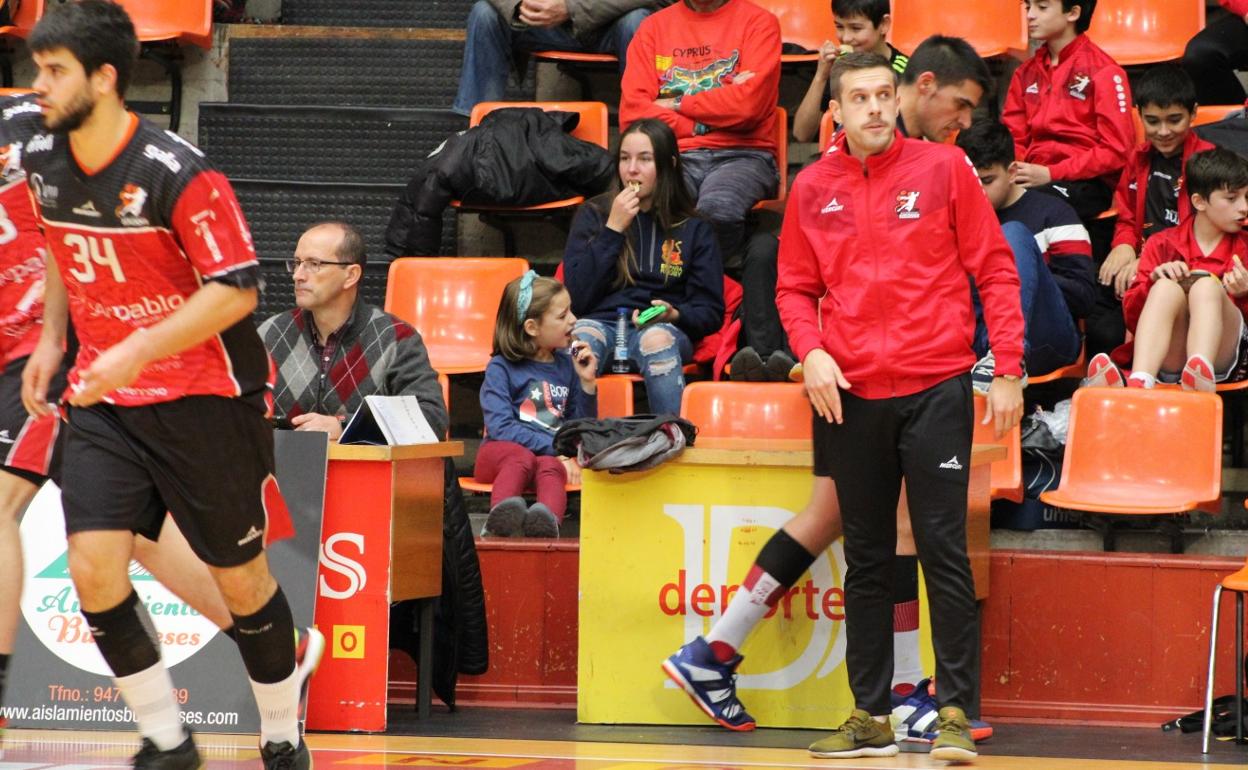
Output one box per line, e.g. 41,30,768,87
258,221,447,440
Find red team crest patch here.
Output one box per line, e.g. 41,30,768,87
1067,72,1091,100
895,190,921,220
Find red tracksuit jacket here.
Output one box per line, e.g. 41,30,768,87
1222,0,1248,17
1111,131,1217,252
1002,34,1134,189
619,0,780,155
1121,219,1248,333
776,132,1025,400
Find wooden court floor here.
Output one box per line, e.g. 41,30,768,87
4,723,1248,770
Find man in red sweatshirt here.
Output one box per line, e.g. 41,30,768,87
1182,0,1248,107
777,52,1023,761
619,0,780,265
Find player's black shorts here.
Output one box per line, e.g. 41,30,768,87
0,356,66,486
61,395,284,568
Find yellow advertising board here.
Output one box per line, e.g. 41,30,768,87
578,457,933,729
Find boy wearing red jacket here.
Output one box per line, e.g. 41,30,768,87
1182,0,1248,107
777,52,1023,762
1087,148,1248,391
619,0,780,263
1002,0,1134,221
1101,65,1216,299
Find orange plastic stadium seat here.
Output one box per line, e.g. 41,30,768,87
680,381,812,440
596,375,635,419
754,107,789,211
972,395,1023,503
466,101,609,168
1040,387,1222,515
889,0,1026,58
1203,537,1248,752
115,0,213,47
751,0,837,64
533,51,617,65
456,102,609,255
384,257,529,376
1086,0,1204,67
1193,104,1243,127
818,110,836,153
1029,322,1088,385
0,0,43,39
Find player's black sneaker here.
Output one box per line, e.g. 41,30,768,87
261,739,312,770
132,732,202,770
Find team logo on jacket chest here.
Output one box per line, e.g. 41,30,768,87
895,190,921,220
115,183,149,226
1067,73,1091,101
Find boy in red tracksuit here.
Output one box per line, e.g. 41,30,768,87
776,52,1023,762
1101,65,1216,299
1086,148,1248,391
619,0,780,264
1002,0,1134,222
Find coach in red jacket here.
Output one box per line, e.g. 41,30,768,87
777,51,1023,759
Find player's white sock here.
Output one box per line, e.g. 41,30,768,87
114,663,186,751
252,668,301,746
705,565,784,660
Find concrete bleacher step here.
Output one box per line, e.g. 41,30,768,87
232,177,457,264
227,27,533,109
280,0,476,29
198,103,467,185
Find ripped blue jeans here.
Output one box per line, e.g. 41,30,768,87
572,319,693,415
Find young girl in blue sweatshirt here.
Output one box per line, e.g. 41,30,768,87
563,118,725,415
476,272,598,538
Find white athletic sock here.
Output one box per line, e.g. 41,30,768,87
1128,371,1156,388
704,565,784,659
114,662,186,751
252,668,301,746
892,629,924,689
891,596,924,689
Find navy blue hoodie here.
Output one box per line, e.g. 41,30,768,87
562,196,725,342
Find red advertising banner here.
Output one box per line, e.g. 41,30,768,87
306,458,394,732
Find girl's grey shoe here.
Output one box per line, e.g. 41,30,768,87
483,496,527,537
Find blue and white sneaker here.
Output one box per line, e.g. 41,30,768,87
661,636,756,731
891,678,993,743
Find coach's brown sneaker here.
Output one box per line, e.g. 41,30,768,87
808,709,898,758
930,706,978,762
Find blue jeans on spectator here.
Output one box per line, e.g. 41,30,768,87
972,221,1082,375
572,319,693,415
681,148,778,267
453,1,650,116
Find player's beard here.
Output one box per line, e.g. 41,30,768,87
42,86,95,133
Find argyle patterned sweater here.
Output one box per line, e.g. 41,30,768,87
259,300,448,437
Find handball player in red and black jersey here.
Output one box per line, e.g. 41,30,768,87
15,3,322,768
0,95,292,740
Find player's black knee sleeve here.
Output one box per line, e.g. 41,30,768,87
231,586,296,684
81,590,161,678
755,529,817,589
893,555,919,603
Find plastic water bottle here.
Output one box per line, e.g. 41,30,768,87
612,307,630,374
